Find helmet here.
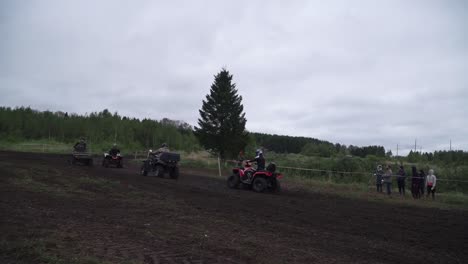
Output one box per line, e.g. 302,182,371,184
255,149,263,156
161,143,168,148
149,149,153,153
377,165,382,171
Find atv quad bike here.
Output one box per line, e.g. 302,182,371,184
71,145,93,166
227,161,283,193
102,152,123,168
140,152,180,179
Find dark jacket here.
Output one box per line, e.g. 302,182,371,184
411,167,419,185
375,170,383,184
250,155,265,171
109,147,120,156
419,170,426,186
397,167,406,183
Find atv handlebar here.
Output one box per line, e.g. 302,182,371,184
238,160,253,167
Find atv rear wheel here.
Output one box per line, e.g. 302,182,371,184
140,164,148,176
252,177,267,192
169,166,179,179
227,174,240,189
270,179,281,193
155,165,165,178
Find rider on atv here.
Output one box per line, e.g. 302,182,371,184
74,138,87,152
249,149,265,171
156,143,169,153
148,143,169,159
109,143,120,156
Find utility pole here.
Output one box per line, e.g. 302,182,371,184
396,144,399,157
414,138,417,152
450,139,452,151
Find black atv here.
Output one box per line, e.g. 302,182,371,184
71,145,93,166
140,152,180,179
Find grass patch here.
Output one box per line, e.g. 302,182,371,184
8,167,69,196
285,177,368,193
5,163,124,197
436,192,468,206
282,177,468,210
0,139,73,154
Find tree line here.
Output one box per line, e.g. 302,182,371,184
407,150,468,165
2,106,467,166
0,106,200,152
252,132,386,158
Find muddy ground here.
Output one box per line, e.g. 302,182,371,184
0,151,467,264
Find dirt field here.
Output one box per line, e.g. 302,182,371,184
1,151,467,264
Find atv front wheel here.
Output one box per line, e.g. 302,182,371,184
169,166,179,179
140,164,148,176
227,174,240,189
155,165,165,178
252,177,267,192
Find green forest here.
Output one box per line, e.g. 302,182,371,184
0,107,199,152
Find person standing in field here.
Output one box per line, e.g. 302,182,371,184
382,165,393,196
411,166,420,199
419,169,426,197
374,165,384,193
397,165,407,196
426,169,437,200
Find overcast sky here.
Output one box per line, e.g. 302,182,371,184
1,0,467,154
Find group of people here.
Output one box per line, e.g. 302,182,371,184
375,165,437,200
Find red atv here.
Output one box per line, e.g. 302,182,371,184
227,161,283,193
102,152,123,168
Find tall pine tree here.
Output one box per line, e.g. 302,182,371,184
194,68,248,159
